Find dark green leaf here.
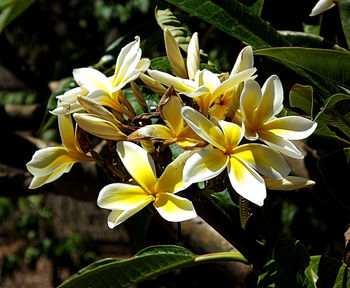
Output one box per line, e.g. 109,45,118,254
240,0,264,16
59,245,248,288
315,93,350,139
258,239,310,288
155,3,191,52
254,48,350,90
289,84,314,118
303,255,350,288
339,0,350,49
165,0,291,49
150,56,173,74
0,0,36,33
279,31,347,51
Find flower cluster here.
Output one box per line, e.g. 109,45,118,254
26,31,317,228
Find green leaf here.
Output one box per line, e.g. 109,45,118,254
149,56,173,74
339,0,350,49
289,84,314,118
155,2,191,52
279,31,347,51
254,48,350,90
0,0,36,33
165,0,291,49
258,239,310,288
303,255,350,288
58,245,248,288
240,0,264,16
315,93,350,139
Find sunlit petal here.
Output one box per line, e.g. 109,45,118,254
154,193,197,222
217,120,243,152
73,113,127,141
233,143,290,179
187,32,200,80
228,156,266,206
264,176,315,191
116,141,157,193
262,116,317,140
58,114,76,151
147,69,195,92
211,68,257,101
156,150,197,194
161,94,184,135
28,163,73,189
113,36,141,88
73,68,112,93
26,147,75,177
107,196,154,228
310,0,336,16
136,58,150,71
183,146,229,184
128,125,174,142
230,46,254,75
255,75,284,123
139,73,167,95
97,183,151,210
181,106,226,150
258,131,304,159
240,79,262,127
164,28,187,78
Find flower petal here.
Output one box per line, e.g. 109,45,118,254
187,32,200,80
264,176,315,191
28,163,73,189
58,114,76,151
164,28,187,79
228,156,266,206
106,195,153,228
73,68,112,94
117,141,157,193
113,36,142,89
255,75,284,123
160,94,184,135
230,46,254,76
183,146,229,184
153,193,197,222
258,131,304,159
218,120,243,152
156,150,197,194
128,125,174,142
147,69,195,92
181,106,226,150
262,116,317,140
310,0,336,16
233,143,291,179
26,147,75,177
97,183,152,210
73,113,127,141
240,79,262,128
210,68,257,101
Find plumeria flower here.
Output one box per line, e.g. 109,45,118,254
147,30,256,116
128,86,205,149
310,0,337,16
97,141,197,228
148,68,256,116
52,36,150,118
210,46,255,119
26,114,93,189
181,106,290,206
240,76,317,159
